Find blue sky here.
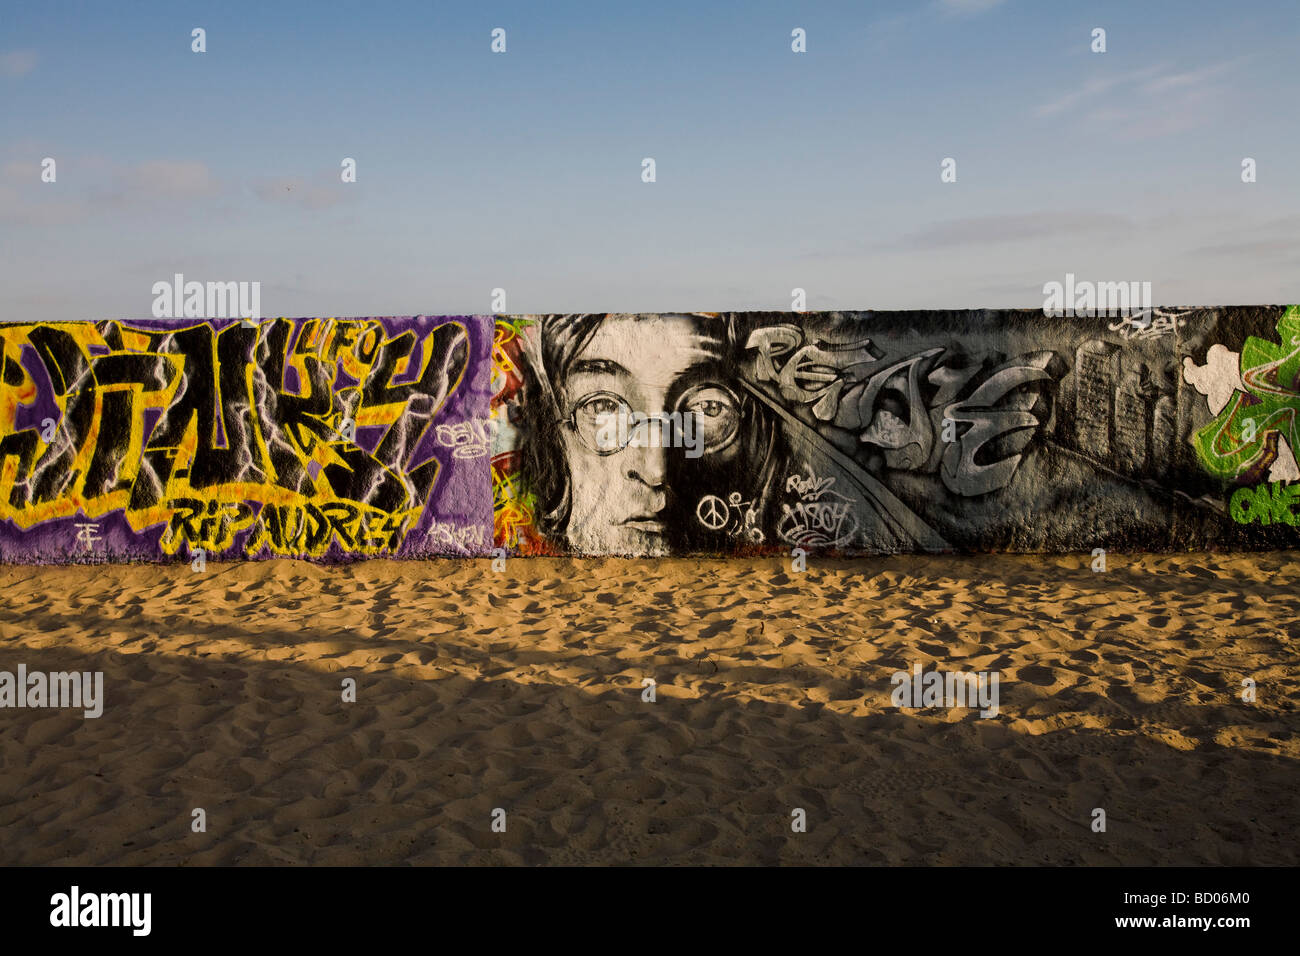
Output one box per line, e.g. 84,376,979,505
2,0,1298,320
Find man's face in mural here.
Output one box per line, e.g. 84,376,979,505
559,315,742,554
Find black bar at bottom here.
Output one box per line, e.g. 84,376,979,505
0,865,1276,944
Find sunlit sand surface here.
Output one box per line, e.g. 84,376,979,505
1,552,1296,865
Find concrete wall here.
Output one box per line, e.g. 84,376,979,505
493,307,1300,556
2,308,1298,562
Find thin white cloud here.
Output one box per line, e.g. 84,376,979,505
1034,67,1162,117
895,211,1132,249
251,172,351,211
0,157,221,225
868,0,1005,39
1189,238,1300,261
1034,59,1243,139
119,160,218,198
1141,60,1236,94
0,185,89,227
2,160,38,182
0,50,38,77
937,0,1007,15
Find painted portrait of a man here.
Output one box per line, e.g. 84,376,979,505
513,313,789,555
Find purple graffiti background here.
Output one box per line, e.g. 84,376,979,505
0,316,494,563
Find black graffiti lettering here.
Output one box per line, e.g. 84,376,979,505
323,320,379,365
244,500,283,555
253,317,333,498
324,322,469,511
19,327,93,506
1,339,26,386
129,324,269,508
320,501,363,550
0,430,39,509
371,511,409,551
27,326,90,398
82,352,179,499
160,497,257,553
29,382,95,506
301,503,333,553
354,324,383,365
159,498,205,553
268,503,334,555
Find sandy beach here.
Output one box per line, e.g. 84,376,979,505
1,552,1296,865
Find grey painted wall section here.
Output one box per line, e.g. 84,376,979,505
492,308,1300,556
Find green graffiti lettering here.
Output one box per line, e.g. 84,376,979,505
1228,481,1299,526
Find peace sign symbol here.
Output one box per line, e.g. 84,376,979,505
696,494,729,530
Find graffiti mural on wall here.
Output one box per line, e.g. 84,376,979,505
1188,305,1300,485
493,308,1300,555
0,317,493,562
490,315,547,554
3,307,1298,562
